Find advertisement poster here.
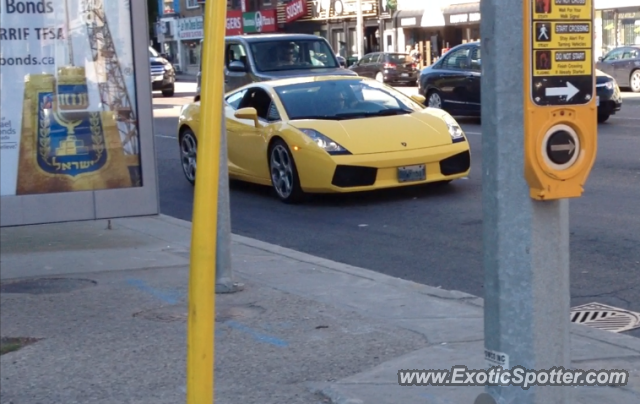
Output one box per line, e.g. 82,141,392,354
0,0,142,196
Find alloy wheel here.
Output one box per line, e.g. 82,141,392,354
270,144,294,199
631,70,640,93
428,92,442,108
180,131,197,183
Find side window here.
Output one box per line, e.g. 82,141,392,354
361,54,372,64
226,43,247,67
237,88,280,122
225,89,247,110
442,47,471,70
603,49,623,62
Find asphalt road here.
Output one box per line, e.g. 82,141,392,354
153,81,640,338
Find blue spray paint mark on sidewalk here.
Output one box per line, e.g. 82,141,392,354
127,278,182,304
223,320,288,347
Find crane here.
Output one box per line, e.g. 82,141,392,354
81,0,141,184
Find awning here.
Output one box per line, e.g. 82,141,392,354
442,2,481,25
392,10,424,28
442,2,481,15
392,7,446,29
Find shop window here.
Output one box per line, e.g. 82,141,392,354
601,10,616,53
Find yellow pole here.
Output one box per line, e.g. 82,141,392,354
186,0,226,402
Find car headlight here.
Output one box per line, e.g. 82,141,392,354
163,64,173,71
603,80,613,90
299,128,351,155
442,114,466,143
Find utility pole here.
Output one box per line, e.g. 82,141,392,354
199,1,244,295
356,0,364,58
476,0,596,403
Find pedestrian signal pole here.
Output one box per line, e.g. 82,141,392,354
476,0,597,403
186,0,227,402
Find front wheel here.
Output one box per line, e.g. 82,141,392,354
162,84,175,97
268,139,305,203
426,90,443,109
597,113,610,123
630,70,640,93
180,129,197,185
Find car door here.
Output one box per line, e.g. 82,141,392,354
466,45,482,113
226,87,279,179
352,54,372,77
224,42,250,93
223,88,248,174
616,47,640,87
435,46,475,113
596,48,625,79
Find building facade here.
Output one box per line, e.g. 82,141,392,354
277,0,386,63
594,0,640,58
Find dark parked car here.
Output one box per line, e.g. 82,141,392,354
149,46,175,97
349,52,419,85
596,46,640,93
194,34,357,101
418,42,621,122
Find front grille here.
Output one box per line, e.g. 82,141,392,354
331,165,377,187
440,151,471,176
150,65,164,76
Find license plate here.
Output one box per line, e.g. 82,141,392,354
398,165,426,183
401,73,409,77
596,96,599,106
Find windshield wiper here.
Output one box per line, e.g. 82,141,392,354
290,115,335,120
334,108,413,119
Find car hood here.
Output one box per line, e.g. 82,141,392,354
596,68,614,83
258,68,358,79
289,109,454,155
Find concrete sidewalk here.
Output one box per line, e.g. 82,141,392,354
1,215,639,403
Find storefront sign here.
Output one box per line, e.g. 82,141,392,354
447,12,481,25
309,0,378,20
178,16,204,40
227,10,243,36
0,0,142,196
243,10,278,33
286,0,308,23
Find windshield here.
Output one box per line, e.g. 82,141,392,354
250,39,339,72
274,79,425,121
149,47,160,58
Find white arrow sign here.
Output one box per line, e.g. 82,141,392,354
550,139,576,155
545,82,580,101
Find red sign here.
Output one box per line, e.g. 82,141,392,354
226,10,243,36
285,0,307,23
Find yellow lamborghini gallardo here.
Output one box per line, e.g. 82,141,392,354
177,76,471,203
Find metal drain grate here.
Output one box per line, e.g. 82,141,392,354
570,302,640,333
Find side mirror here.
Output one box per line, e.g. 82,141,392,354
234,107,258,127
597,56,604,62
228,60,246,72
410,94,426,105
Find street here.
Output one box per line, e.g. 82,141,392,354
153,81,640,338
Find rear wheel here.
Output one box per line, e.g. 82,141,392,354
630,69,640,93
180,128,197,185
268,139,305,204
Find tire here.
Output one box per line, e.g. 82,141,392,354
268,139,305,204
375,72,384,83
179,128,197,185
162,85,175,97
597,113,610,123
426,89,443,109
630,69,640,93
